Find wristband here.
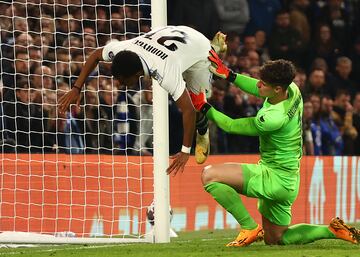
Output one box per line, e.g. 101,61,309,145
181,145,191,154
227,70,236,83
199,102,212,115
72,85,82,93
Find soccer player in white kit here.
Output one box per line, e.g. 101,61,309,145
58,25,227,175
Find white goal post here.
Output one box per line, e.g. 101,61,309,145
0,0,170,244
151,0,171,244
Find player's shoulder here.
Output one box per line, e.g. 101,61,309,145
288,82,301,97
290,82,303,106
102,39,135,61
286,82,303,115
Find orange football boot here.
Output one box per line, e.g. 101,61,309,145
329,217,360,244
226,224,264,247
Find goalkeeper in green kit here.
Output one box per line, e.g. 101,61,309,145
189,49,359,247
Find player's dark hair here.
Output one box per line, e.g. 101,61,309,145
111,50,143,78
259,59,296,90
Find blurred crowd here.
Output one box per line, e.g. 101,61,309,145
0,0,155,155
0,0,360,156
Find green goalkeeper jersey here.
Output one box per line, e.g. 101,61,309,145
207,74,303,172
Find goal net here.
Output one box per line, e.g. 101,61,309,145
0,0,169,244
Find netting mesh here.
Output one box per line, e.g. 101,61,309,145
0,0,154,240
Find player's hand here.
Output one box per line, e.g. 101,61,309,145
58,87,82,115
208,49,231,80
166,152,190,176
189,91,207,111
211,31,227,54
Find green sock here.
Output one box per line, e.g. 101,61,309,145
281,224,336,245
204,182,257,229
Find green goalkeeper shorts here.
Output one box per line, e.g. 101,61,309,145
241,163,300,226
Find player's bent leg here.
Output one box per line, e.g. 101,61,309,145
329,217,360,244
202,164,261,247
263,213,341,245
281,223,337,245
201,163,244,191
262,215,338,245
186,73,211,165
279,218,360,245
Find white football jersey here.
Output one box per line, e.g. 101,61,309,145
102,26,212,101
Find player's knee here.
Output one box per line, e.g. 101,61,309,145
201,165,217,186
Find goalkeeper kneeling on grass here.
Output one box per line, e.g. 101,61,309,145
187,50,359,246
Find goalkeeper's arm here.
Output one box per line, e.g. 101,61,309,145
199,103,260,136
208,49,261,97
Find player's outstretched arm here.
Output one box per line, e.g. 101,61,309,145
205,105,259,136
208,49,261,97
167,89,196,176
194,98,260,136
58,48,104,114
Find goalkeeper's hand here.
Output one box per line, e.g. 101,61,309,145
189,91,206,111
208,49,236,82
189,91,212,115
211,31,227,54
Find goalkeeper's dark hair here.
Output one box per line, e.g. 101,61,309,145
111,50,143,78
259,59,296,90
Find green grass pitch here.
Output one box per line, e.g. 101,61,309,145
0,229,358,257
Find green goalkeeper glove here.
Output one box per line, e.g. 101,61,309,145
208,49,236,82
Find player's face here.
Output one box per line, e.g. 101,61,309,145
117,71,142,87
257,80,277,98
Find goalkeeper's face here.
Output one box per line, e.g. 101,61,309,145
257,80,278,98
